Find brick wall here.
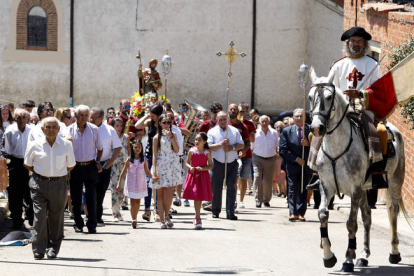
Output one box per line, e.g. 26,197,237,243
344,0,414,212
16,0,58,51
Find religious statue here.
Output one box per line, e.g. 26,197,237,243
138,59,163,96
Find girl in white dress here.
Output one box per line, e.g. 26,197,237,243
117,140,153,229
149,114,182,229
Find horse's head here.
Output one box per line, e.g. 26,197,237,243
308,68,347,137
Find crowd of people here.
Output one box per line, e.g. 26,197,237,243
0,25,386,261
0,98,317,259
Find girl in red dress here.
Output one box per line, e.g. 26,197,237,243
183,133,213,229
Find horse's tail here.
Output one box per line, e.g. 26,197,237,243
386,189,414,233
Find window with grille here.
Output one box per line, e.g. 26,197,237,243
27,6,47,48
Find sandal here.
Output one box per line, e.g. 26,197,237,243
166,219,174,228
160,221,167,229
154,212,161,222
142,210,151,222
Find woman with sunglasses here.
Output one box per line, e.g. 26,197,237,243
55,108,74,127
149,114,182,229
28,102,72,142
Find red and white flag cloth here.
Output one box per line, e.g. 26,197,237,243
364,51,414,121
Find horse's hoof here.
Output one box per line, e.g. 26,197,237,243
356,258,369,267
341,262,354,272
323,254,337,268
389,253,402,264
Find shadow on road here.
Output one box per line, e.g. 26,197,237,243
58,257,105,262
63,238,103,242
0,260,197,273
328,264,414,276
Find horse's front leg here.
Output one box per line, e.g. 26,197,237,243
356,193,371,267
341,191,360,272
318,183,337,268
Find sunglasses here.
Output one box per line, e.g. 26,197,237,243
179,108,188,112
42,109,54,114
66,116,72,120
161,121,171,125
122,105,131,110
108,111,115,114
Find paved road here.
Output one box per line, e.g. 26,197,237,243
0,191,413,276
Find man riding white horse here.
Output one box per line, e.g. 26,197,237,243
308,26,389,190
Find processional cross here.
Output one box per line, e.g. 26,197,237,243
216,41,246,184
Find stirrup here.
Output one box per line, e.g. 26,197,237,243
372,172,389,189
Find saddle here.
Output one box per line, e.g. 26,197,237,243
347,111,396,189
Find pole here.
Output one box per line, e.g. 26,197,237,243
165,78,168,100
217,41,246,185
224,63,232,185
301,88,306,193
298,62,309,193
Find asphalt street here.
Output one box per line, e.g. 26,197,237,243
0,190,413,276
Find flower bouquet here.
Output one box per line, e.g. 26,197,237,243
130,92,171,118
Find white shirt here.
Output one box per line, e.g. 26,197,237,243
172,125,184,156
98,123,122,161
329,56,381,92
28,121,70,142
207,125,243,163
24,135,76,177
4,123,32,158
252,127,278,158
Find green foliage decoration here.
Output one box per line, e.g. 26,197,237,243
387,37,414,129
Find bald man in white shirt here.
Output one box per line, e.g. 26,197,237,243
24,117,76,259
251,115,278,207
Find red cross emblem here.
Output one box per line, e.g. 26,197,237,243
346,67,365,89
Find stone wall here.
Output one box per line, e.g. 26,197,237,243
1,0,343,114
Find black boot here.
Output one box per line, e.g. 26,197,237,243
370,155,389,189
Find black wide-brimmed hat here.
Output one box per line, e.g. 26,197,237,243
341,26,372,41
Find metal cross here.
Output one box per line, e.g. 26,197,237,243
217,41,247,78
216,41,246,186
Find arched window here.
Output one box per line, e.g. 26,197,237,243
27,6,47,48
16,0,58,51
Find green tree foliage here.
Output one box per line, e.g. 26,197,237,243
387,38,414,129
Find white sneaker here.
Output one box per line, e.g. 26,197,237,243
238,202,245,209
118,215,124,221
112,217,119,222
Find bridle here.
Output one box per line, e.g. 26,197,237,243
310,82,352,199
310,83,349,135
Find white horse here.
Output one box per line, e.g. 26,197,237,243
308,71,409,272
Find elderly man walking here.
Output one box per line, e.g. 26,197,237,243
207,111,244,220
4,108,33,229
90,107,122,224
279,108,311,222
68,105,103,234
252,115,278,208
24,117,76,259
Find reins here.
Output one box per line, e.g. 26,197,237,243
321,118,353,200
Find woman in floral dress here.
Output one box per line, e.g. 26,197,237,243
149,114,182,229
110,117,130,221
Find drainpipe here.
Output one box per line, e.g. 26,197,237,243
355,0,358,26
70,0,74,107
250,0,257,108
